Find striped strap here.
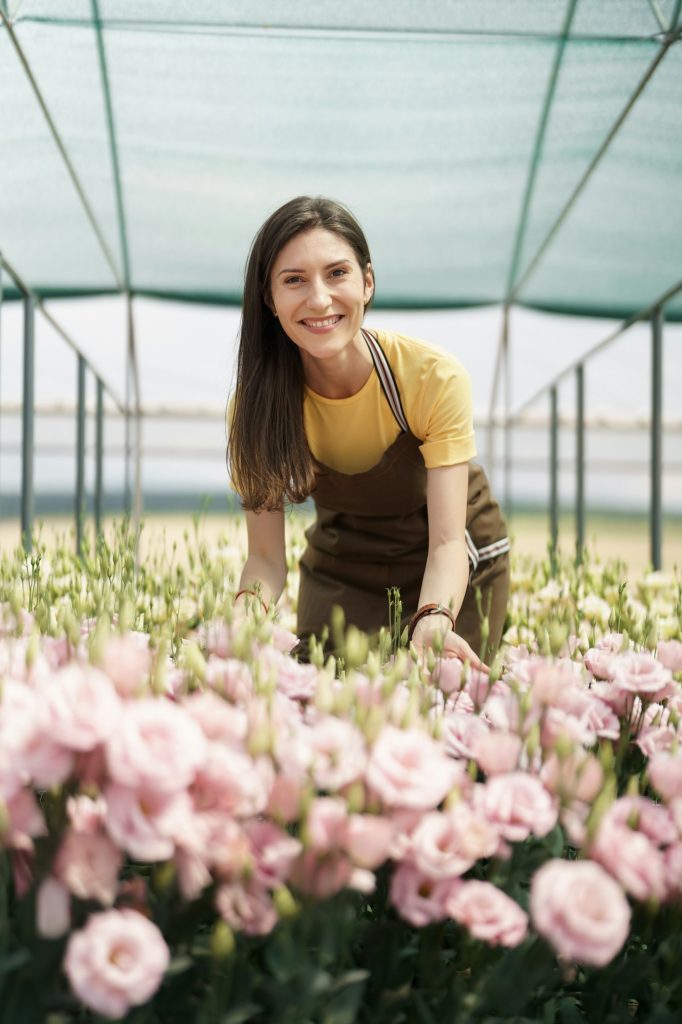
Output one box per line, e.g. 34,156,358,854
361,328,410,433
361,329,510,573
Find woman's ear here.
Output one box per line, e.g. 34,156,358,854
364,264,375,305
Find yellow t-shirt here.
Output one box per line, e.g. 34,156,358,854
227,328,475,482
303,329,475,474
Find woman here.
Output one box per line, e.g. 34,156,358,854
228,196,509,667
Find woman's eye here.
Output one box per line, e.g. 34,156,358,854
331,268,347,278
284,275,302,285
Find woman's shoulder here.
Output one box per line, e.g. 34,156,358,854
372,328,470,383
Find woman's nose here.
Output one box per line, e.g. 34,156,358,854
306,276,333,310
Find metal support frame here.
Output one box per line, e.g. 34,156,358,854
95,377,104,535
76,354,86,554
549,385,559,573
503,309,512,517
21,295,35,551
575,364,585,564
651,307,663,570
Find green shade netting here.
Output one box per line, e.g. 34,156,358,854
1,0,680,319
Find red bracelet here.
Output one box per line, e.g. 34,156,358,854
407,603,456,642
234,589,269,614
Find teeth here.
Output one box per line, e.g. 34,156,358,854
303,316,340,327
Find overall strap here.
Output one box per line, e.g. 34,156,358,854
361,328,410,433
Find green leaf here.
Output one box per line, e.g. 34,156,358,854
0,949,31,976
165,954,194,976
322,970,369,1024
221,1003,263,1024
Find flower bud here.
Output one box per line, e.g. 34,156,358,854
210,920,236,960
273,886,300,920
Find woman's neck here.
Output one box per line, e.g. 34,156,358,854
301,332,373,399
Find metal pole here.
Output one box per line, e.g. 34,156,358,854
124,354,131,515
651,307,663,570
21,294,35,551
575,364,585,564
95,377,104,535
503,307,512,518
76,354,86,555
549,385,559,573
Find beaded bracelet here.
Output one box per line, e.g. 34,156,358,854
407,603,456,642
234,588,269,614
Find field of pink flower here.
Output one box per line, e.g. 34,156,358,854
1,521,681,1023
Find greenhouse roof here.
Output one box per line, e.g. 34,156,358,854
1,0,681,320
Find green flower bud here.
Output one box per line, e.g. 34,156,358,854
210,920,236,960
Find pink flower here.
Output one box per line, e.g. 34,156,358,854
664,842,682,899
649,752,682,801
589,796,675,902
64,909,169,1018
36,876,70,939
441,711,489,760
184,690,247,746
67,794,107,834
366,726,462,810
42,663,122,751
260,647,319,700
409,804,498,880
389,862,454,927
658,639,682,673
343,814,395,870
100,633,152,697
55,830,122,906
305,797,348,854
266,774,304,823
106,698,207,794
474,731,522,776
584,648,619,681
308,716,367,791
192,744,272,818
431,658,463,696
289,849,353,899
0,680,73,796
244,820,302,888
475,773,558,842
270,623,299,654
5,789,46,849
447,881,528,947
204,657,253,704
531,859,630,966
105,784,194,861
612,652,674,702
540,752,603,804
216,880,278,936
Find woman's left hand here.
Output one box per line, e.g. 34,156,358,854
411,618,489,674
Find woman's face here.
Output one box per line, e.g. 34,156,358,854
269,227,374,369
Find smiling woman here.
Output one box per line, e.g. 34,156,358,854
227,196,510,666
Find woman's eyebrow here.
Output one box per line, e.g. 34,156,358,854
276,259,352,277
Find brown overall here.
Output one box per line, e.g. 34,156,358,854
296,333,510,661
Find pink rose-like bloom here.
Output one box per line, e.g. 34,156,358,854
648,752,682,802
442,711,489,760
184,690,247,746
55,830,122,906
204,657,254,704
540,752,604,804
269,623,299,654
105,783,194,861
531,859,630,967
192,744,272,818
6,789,47,849
289,848,353,899
612,652,674,702
64,909,169,1019
658,639,682,673
244,820,302,888
260,647,319,701
308,716,367,791
42,663,122,751
475,773,558,843
343,814,395,870
447,881,528,947
305,797,348,854
366,726,462,810
409,804,499,880
106,697,207,794
389,862,454,927
67,794,107,834
431,658,463,696
266,773,304,823
36,875,70,939
584,648,619,681
100,633,152,697
216,880,278,936
474,731,522,776
0,680,73,797
589,796,676,902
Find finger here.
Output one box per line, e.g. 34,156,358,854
442,638,490,673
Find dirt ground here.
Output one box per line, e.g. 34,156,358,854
2,510,681,580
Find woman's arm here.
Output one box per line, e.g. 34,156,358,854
237,508,288,608
411,462,487,670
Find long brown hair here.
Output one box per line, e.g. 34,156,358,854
228,196,373,511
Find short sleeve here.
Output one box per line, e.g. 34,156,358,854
414,360,476,468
